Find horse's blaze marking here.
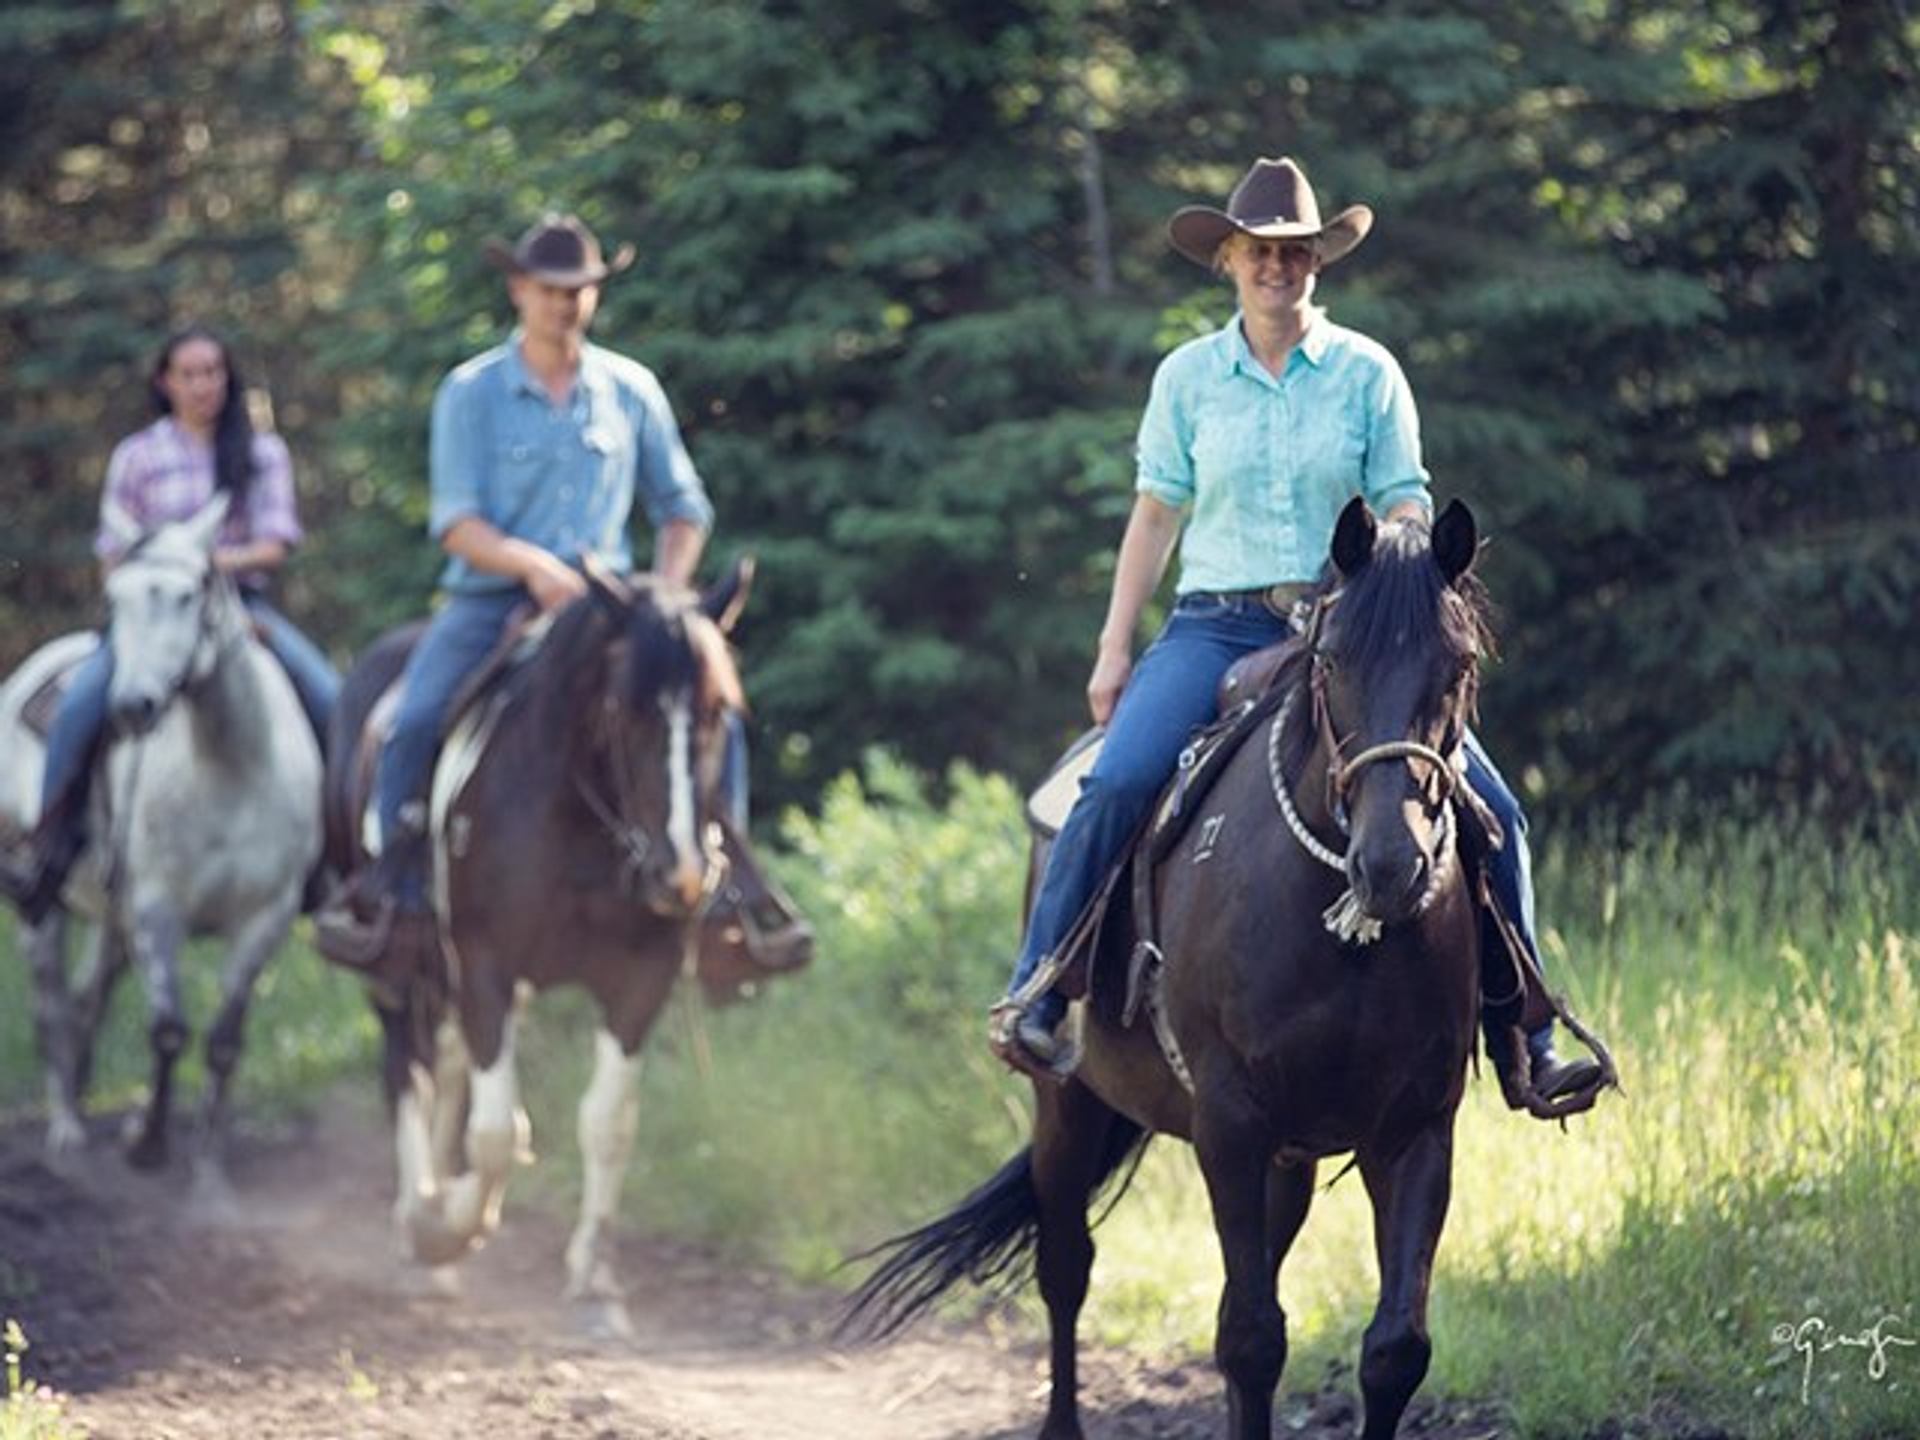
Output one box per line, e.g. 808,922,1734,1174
663,694,698,876
1193,812,1227,864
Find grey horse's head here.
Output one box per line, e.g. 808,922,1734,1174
104,495,233,735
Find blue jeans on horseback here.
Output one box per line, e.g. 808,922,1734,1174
999,591,1582,1090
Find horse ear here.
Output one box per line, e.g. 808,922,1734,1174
581,552,631,621
182,492,233,554
1432,500,1479,587
1331,496,1377,578
700,554,755,636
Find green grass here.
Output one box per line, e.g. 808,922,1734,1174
4,771,1915,1437
515,770,1920,1440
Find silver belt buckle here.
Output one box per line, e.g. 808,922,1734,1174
1261,584,1302,622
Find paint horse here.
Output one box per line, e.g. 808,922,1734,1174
0,498,322,1194
849,501,1504,1440
325,564,757,1326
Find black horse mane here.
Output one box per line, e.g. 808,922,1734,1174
1274,520,1494,776
516,578,742,721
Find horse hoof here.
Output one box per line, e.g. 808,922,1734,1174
45,1110,87,1159
187,1159,243,1221
407,1211,479,1268
568,1296,635,1346
125,1133,168,1172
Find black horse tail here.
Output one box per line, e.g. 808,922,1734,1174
837,1117,1150,1342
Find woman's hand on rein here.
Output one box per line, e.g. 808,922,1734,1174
1087,643,1133,725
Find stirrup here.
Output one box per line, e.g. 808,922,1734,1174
733,890,814,973
987,998,1080,1083
311,894,397,971
1491,1023,1617,1122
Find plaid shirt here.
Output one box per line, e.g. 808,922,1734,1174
96,417,304,565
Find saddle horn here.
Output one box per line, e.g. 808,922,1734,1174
581,551,633,621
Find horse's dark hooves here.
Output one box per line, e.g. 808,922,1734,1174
125,1133,169,1172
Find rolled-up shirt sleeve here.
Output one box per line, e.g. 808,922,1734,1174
632,373,713,532
429,371,487,540
1362,353,1432,516
1134,355,1195,512
243,433,304,548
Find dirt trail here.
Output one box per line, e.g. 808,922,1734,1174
0,1104,1500,1439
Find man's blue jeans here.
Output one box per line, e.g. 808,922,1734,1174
372,589,751,908
1009,592,1559,1062
39,595,338,817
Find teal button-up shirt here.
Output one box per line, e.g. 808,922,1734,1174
429,335,714,595
1136,313,1432,592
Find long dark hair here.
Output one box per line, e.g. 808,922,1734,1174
149,325,256,510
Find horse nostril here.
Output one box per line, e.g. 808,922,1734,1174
116,696,158,731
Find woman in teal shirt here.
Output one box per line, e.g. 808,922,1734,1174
991,158,1598,1108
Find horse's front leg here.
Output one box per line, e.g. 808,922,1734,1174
564,1028,644,1325
125,899,187,1171
25,910,85,1156
403,981,527,1265
565,960,678,1336
192,892,299,1206
1195,1096,1287,1440
1355,1113,1457,1440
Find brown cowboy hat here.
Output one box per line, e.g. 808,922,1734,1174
1168,157,1373,269
483,212,635,287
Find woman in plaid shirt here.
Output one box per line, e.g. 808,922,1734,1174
4,326,338,924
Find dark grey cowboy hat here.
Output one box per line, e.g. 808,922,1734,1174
1168,157,1373,269
483,212,635,287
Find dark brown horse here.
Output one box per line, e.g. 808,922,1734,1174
324,565,766,1329
847,500,1491,1439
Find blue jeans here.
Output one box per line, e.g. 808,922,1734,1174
372,590,752,905
1010,593,1559,1058
373,591,522,904
39,595,338,817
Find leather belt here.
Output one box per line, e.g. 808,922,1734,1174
1190,582,1310,621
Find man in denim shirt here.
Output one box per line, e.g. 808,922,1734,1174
324,214,719,942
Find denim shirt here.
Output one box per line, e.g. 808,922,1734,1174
429,335,715,595
1135,313,1432,592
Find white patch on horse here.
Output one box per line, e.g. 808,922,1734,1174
566,1028,644,1300
663,693,699,882
427,691,510,981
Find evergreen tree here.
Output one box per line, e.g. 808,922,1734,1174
0,0,365,658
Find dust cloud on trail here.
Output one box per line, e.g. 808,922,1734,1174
1,1101,1244,1439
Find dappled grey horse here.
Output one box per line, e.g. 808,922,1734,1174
0,498,322,1192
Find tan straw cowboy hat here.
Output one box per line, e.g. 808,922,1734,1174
483,212,635,287
1168,157,1373,269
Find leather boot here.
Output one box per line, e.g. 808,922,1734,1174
1,794,89,927
313,806,432,969
707,824,813,973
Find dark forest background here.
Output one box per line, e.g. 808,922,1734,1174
3,0,1914,818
